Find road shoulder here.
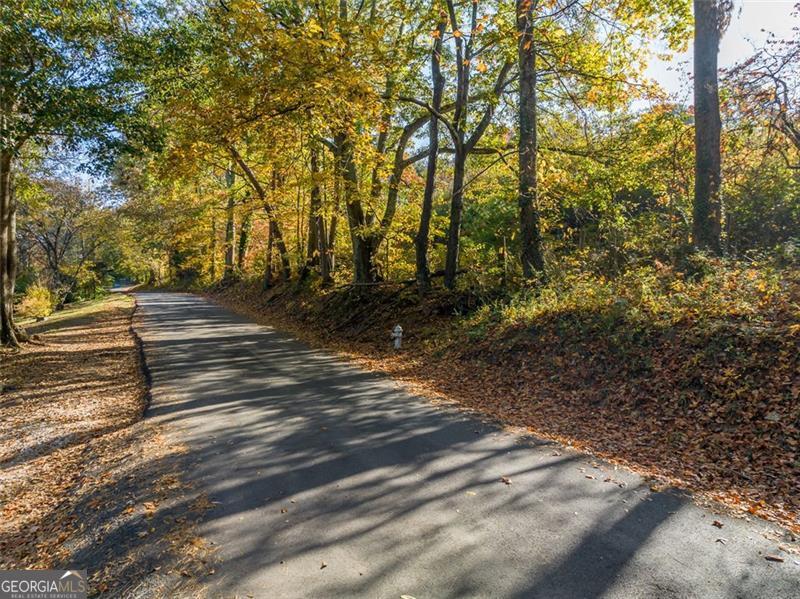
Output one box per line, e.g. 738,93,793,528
0,294,213,596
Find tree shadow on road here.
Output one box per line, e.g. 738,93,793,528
85,293,795,598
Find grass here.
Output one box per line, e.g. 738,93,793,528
466,258,796,340
18,293,132,331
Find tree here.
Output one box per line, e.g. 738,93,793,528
440,0,513,289
517,0,545,278
108,0,709,296
223,165,237,280
726,2,800,169
18,178,112,305
0,0,124,345
415,11,447,292
692,0,731,253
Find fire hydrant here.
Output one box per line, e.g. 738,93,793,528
391,324,403,350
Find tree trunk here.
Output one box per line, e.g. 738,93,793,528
328,214,337,275
518,0,545,278
415,16,446,292
210,213,217,281
223,166,236,279
334,0,375,283
324,152,338,281
0,151,19,346
306,189,318,268
442,0,473,290
442,0,487,290
237,209,252,271
335,134,378,283
208,213,217,282
444,146,466,289
692,0,723,254
295,181,304,268
307,145,334,283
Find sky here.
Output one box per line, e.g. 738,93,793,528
645,0,800,101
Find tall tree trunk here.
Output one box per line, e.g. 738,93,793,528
335,0,377,284
223,166,236,279
295,181,304,268
307,145,334,283
518,0,545,278
0,151,27,345
328,214,337,274
305,208,318,267
335,134,378,283
442,0,473,290
0,150,18,346
415,16,446,292
327,163,340,279
692,0,723,254
443,0,498,290
210,213,217,281
237,209,252,271
321,151,336,283
444,146,466,289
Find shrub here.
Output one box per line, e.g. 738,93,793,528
17,283,55,319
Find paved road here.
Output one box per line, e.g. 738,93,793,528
135,292,799,599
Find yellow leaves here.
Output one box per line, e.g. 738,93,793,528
452,29,462,38
585,88,601,104
476,60,488,74
304,18,323,35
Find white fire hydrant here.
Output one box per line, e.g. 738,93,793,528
391,324,403,350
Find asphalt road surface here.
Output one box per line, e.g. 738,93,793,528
135,292,799,599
